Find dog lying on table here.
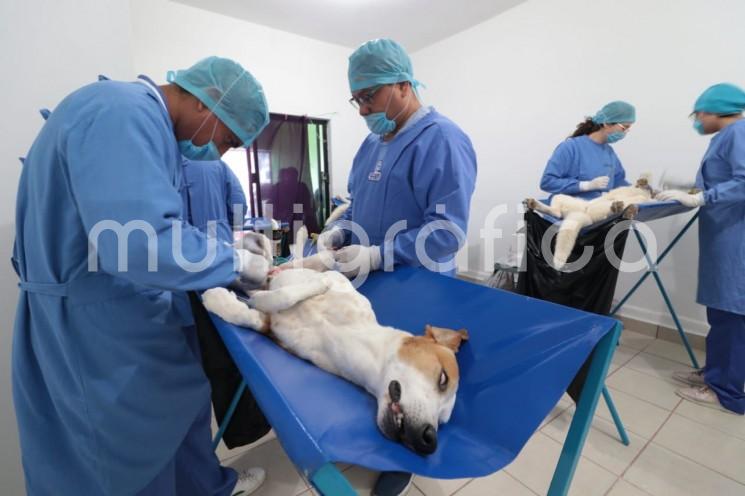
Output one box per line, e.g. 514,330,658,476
202,252,468,455
525,176,655,269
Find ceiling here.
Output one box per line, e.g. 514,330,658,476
173,0,526,52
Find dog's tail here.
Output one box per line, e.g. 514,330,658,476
553,211,592,270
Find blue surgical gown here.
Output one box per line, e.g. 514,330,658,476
540,135,629,200
12,77,239,495
182,158,247,244
337,108,477,275
696,119,745,315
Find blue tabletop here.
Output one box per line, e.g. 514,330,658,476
210,267,618,479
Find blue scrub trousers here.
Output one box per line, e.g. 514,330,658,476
138,326,238,495
704,307,745,415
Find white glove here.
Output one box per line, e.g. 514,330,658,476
579,175,610,192
317,226,346,251
334,244,382,278
232,249,270,293
656,190,705,207
235,231,273,264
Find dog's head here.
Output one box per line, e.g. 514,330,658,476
377,324,468,455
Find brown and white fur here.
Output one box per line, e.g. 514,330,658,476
526,176,655,270
201,252,468,455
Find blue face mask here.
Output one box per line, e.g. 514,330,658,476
178,140,221,161
363,86,410,136
693,119,706,135
606,131,626,144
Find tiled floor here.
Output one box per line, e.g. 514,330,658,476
216,329,745,495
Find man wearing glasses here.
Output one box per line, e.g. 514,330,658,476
321,38,477,495
325,38,477,291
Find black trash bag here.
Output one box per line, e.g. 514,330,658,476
517,210,629,402
189,292,272,449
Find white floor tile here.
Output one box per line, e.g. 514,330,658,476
624,352,688,381
504,432,617,496
618,330,656,351
625,443,745,496
595,388,670,439
676,399,745,442
654,414,745,485
605,366,681,410
541,407,646,475
225,438,309,496
642,339,706,367
606,479,653,496
539,394,573,429
413,474,471,495
609,345,641,374
453,471,536,495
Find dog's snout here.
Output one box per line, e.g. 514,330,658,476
412,423,437,455
388,380,401,403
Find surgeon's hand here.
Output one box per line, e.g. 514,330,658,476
334,244,382,278
656,190,705,207
317,226,346,251
232,249,271,293
235,231,273,264
579,175,610,192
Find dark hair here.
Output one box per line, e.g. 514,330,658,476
570,117,603,138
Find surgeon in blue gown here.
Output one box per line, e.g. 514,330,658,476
540,101,635,200
659,83,745,416
321,38,477,496
12,57,272,495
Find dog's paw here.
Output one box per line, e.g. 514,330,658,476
622,204,640,219
525,198,538,210
202,287,234,314
611,200,625,214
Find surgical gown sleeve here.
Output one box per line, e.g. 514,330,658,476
385,128,476,267
225,164,247,231
704,125,745,205
65,102,239,291
540,141,581,195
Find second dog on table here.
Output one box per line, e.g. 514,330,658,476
526,175,656,270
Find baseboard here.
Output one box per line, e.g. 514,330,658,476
616,313,707,351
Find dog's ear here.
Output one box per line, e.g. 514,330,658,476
425,324,469,352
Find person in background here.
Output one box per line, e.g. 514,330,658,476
660,83,745,416
321,38,478,496
540,101,635,200
181,157,274,454
12,56,271,496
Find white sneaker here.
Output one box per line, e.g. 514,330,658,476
676,386,736,414
232,467,266,496
672,368,706,387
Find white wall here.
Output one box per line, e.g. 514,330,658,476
412,0,745,334
0,0,133,492
129,0,368,200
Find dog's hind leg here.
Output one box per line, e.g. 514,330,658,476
526,198,563,218
202,287,270,332
248,277,331,314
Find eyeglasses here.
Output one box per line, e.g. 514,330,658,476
349,85,384,109
616,123,630,132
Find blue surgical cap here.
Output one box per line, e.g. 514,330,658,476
592,101,636,124
348,39,421,93
693,83,745,115
168,56,269,147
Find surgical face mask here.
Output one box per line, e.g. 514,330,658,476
364,86,410,136
693,119,706,135
180,112,222,161
178,140,221,161
606,131,626,144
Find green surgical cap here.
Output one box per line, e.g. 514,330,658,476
168,56,269,147
348,38,421,93
693,83,745,115
592,101,636,124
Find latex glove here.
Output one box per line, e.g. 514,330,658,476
656,190,705,207
232,249,271,293
235,231,273,264
317,226,346,251
334,245,382,278
579,175,610,192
